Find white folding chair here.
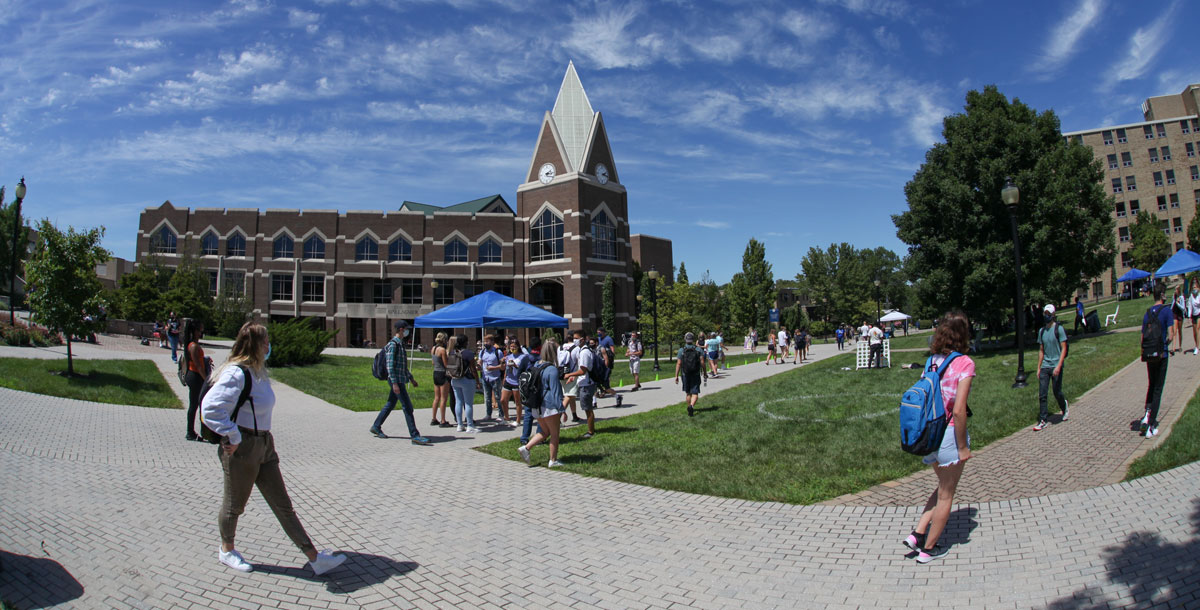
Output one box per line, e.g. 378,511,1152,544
1104,304,1119,327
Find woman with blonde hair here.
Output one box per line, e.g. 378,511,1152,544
902,310,976,564
430,332,451,426
201,322,346,576
518,340,565,467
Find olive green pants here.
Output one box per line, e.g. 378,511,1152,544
218,430,315,555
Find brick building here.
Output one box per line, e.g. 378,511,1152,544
1064,84,1200,298
135,63,673,347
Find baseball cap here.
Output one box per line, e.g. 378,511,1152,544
1043,304,1056,315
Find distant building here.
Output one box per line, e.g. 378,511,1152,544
1064,83,1200,298
96,257,135,291
135,63,672,346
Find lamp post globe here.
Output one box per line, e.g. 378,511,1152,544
647,267,661,371
1003,177,1028,388
430,280,439,312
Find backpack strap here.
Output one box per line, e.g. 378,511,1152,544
231,364,257,433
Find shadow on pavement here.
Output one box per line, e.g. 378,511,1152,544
253,551,417,594
1044,498,1200,609
0,550,85,609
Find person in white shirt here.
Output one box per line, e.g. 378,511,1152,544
1188,279,1200,355
868,322,885,368
859,322,871,343
202,322,346,576
777,327,790,359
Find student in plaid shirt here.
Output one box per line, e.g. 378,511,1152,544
370,320,432,445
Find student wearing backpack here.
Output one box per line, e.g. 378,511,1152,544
518,340,566,467
479,334,505,422
1141,284,1174,438
902,310,975,564
446,334,481,433
520,337,544,445
557,331,583,423
183,319,210,442
1033,305,1069,431
835,326,845,351
370,321,431,445
676,332,707,417
1171,286,1185,355
705,332,722,377
567,331,600,438
201,322,347,576
1188,278,1200,355
627,331,644,391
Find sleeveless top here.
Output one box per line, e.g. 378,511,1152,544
186,341,205,374
431,346,446,373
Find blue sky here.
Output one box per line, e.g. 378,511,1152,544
1,0,1196,283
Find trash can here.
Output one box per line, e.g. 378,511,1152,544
1085,310,1100,333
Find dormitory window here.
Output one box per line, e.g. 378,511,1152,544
1171,194,1180,208
1157,195,1167,211
302,275,324,302
1149,148,1159,163
388,238,411,262
1162,146,1172,161
1174,218,1183,233
273,235,294,259
591,211,617,261
344,278,364,303
463,280,482,298
1127,176,1137,191
355,237,378,261
530,209,564,261
223,271,245,296
207,271,218,297
1192,166,1200,181
201,232,218,256
1188,143,1196,158
400,279,422,304
1121,252,1131,268
479,239,501,263
1160,219,1170,237
1154,172,1164,187
1178,242,1186,252
303,236,325,260
1129,200,1140,215
1122,152,1133,167
226,233,246,257
153,226,177,254
1107,154,1118,170
1144,125,1155,139
444,238,467,263
1116,128,1127,143
1119,227,1129,242
1115,202,1126,217
1112,178,1123,194
373,281,392,304
1167,169,1176,185
1157,124,1167,138
1103,130,1114,145
271,274,293,301
1183,121,1192,135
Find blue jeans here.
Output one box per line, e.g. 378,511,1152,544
483,377,503,419
1037,367,1066,422
451,378,476,428
169,334,179,360
373,384,420,438
521,406,542,444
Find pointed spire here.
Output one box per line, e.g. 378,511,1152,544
552,61,595,172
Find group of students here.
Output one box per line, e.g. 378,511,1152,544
763,326,811,365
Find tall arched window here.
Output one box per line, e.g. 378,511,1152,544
153,226,177,254
273,235,294,259
355,237,378,261
388,238,412,261
591,211,617,261
444,238,467,263
303,235,325,260
530,209,564,261
226,232,246,256
479,238,501,263
200,231,218,256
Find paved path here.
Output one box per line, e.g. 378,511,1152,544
3,337,1200,608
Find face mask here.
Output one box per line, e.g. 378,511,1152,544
403,329,410,338
265,343,272,362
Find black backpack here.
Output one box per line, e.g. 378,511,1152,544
372,340,397,381
587,347,608,384
520,361,553,411
200,365,255,443
1141,305,1167,362
680,346,702,375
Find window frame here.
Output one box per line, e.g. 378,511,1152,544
388,238,412,262
443,238,468,263
355,237,379,262
200,232,219,256
271,273,294,301
478,238,501,264
400,278,422,304
303,236,326,260
344,278,365,303
301,274,325,303
372,280,392,304
434,279,454,305
590,211,618,261
153,226,177,254
530,209,565,261
273,235,294,260
226,233,246,257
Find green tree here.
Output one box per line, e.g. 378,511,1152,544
212,291,253,338
727,239,774,337
656,274,708,354
1129,212,1171,272
677,262,689,285
161,249,213,327
24,221,110,375
894,86,1115,322
601,273,615,333
1187,204,1200,253
115,261,170,322
0,186,32,303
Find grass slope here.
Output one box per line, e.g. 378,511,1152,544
1125,384,1200,480
0,358,181,408
479,331,1140,504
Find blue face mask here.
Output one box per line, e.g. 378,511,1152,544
265,343,272,362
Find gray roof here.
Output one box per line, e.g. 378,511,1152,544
551,61,595,172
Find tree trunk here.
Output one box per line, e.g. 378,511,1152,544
66,337,74,376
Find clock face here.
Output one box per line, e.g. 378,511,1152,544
539,163,556,184
595,163,609,184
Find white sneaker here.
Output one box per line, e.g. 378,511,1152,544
518,445,531,465
457,425,465,432
1142,412,1151,426
548,460,564,468
509,419,520,427
1061,401,1069,421
466,427,480,434
308,550,346,576
218,549,253,573
1146,427,1159,438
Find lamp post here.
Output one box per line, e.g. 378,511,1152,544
648,266,661,371
636,293,643,335
9,177,26,325
430,279,439,311
873,277,881,326
1003,178,1028,389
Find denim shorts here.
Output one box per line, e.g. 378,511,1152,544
922,425,969,467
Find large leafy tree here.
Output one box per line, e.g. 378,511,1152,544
894,86,1115,322
727,238,774,337
25,221,110,375
161,249,213,326
1129,212,1171,272
798,243,904,325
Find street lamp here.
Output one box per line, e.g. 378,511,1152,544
648,266,661,371
873,277,882,326
9,177,26,325
636,293,643,336
430,279,439,312
1003,177,1028,389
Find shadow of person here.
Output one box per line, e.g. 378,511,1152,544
0,550,85,609
935,506,979,547
252,551,417,594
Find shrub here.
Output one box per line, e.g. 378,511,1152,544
809,320,833,338
266,318,337,367
0,322,62,347
212,293,253,339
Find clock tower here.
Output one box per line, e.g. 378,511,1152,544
518,62,634,333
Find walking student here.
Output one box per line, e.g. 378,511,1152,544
167,311,182,362
628,331,643,390
676,332,706,417
1033,305,1069,431
706,332,722,377
518,340,565,468
183,319,209,442
1141,285,1174,438
1074,297,1086,336
567,331,599,438
868,322,885,368
778,327,790,360
201,322,347,576
521,337,544,445
446,334,481,433
1171,286,1185,355
1189,278,1200,355
558,331,582,423
902,310,976,564
479,334,505,422
766,331,779,364
836,325,845,351
370,321,431,445
430,333,452,427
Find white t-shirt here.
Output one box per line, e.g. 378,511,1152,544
868,327,884,345
859,325,871,339
778,330,788,344
1189,293,1200,317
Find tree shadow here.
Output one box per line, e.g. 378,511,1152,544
0,550,85,609
561,454,604,464
252,551,417,594
1044,497,1200,609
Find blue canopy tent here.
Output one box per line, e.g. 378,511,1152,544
1116,267,1152,300
413,290,568,329
1155,249,1200,277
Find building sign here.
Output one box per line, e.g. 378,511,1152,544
769,308,779,323
340,304,429,318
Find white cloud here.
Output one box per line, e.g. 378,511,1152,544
816,0,910,19
680,90,749,126
1031,0,1104,78
873,26,899,52
251,80,296,103
287,8,320,33
90,65,147,88
696,220,730,229
367,101,529,126
780,10,837,42
1103,2,1178,89
115,38,164,50
563,3,662,69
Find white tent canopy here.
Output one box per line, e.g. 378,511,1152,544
879,310,911,322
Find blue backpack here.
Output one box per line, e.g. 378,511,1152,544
899,351,962,455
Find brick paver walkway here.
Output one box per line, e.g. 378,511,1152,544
3,336,1199,608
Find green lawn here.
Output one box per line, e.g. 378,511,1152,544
479,331,1140,504
1125,384,1200,480
0,358,181,408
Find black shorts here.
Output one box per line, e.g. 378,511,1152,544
433,371,448,386
1173,305,1184,318
503,381,518,391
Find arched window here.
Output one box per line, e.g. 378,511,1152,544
530,209,564,261
226,232,246,257
200,231,218,256
303,235,325,260
591,211,617,261
444,238,467,263
273,235,294,259
153,226,177,254
355,237,378,261
479,238,501,263
388,238,412,261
